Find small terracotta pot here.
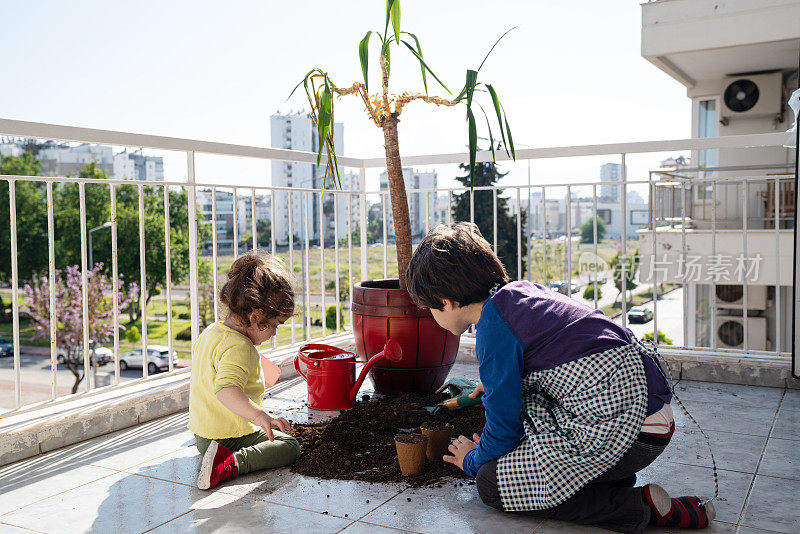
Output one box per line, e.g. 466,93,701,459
420,421,454,462
394,433,429,476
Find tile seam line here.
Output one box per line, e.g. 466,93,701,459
347,485,418,526
334,519,358,534
735,388,787,528
0,468,121,519
216,488,372,519
345,519,426,534
733,525,794,534
529,517,549,532
0,520,47,533
663,460,762,476
88,443,191,473
140,508,196,533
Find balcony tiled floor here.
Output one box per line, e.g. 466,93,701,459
0,364,797,534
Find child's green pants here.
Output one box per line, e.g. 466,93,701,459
194,430,301,475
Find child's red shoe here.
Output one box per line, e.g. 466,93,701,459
197,441,238,490
644,483,716,529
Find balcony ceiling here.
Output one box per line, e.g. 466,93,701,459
641,0,800,87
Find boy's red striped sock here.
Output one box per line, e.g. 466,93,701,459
643,484,715,529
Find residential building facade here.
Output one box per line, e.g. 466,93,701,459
270,111,344,245
639,0,798,353
379,168,437,239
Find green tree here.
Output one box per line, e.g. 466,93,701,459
583,283,602,301
644,330,673,345
257,218,271,247
52,163,113,270
579,217,607,244
451,161,527,276
611,248,639,305
126,325,141,343
197,258,216,328
349,221,361,246
367,203,383,244
54,163,208,320
0,152,48,282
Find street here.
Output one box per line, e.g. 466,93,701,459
0,354,140,410
613,287,685,346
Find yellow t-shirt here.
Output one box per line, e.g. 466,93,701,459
188,322,264,439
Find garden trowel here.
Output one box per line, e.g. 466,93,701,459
425,377,484,414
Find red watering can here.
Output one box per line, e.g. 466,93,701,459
294,340,402,411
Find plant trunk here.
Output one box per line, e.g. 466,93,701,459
68,363,84,394
381,114,413,290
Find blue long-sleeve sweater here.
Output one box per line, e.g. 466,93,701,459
461,281,672,478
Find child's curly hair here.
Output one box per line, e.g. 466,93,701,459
219,251,295,328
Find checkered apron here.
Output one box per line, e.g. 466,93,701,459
496,341,650,511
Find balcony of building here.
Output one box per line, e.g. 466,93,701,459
0,119,796,533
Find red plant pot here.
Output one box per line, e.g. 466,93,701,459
352,279,460,394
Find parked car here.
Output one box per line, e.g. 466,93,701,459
627,306,654,323
57,344,113,366
120,345,179,374
548,280,580,295
0,336,13,358
587,273,608,285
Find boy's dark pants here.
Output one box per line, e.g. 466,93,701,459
476,435,670,534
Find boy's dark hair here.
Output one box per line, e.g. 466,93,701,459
219,251,295,328
406,222,510,310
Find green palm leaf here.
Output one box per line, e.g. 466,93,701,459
477,25,518,72
467,106,477,187
389,0,401,43
402,32,427,93
477,103,496,161
359,31,372,92
400,39,450,93
486,84,509,157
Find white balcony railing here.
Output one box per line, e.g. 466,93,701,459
0,118,794,416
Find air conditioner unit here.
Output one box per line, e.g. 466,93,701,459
715,316,767,351
720,73,782,120
714,284,768,310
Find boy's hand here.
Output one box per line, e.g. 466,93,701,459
468,382,484,399
252,412,290,441
443,434,481,471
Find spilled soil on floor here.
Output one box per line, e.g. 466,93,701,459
290,392,485,486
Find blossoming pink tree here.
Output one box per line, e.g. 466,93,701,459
24,263,134,393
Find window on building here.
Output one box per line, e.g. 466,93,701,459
597,209,612,224
630,210,648,225
696,99,717,201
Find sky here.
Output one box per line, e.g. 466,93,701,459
1,0,691,192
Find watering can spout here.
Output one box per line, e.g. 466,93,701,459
350,339,403,401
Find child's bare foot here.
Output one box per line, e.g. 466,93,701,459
197,441,239,490
643,484,715,529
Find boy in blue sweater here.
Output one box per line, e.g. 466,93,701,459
406,223,715,533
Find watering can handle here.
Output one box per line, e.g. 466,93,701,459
350,339,403,401
293,354,308,382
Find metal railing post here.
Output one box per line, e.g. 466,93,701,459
187,152,200,343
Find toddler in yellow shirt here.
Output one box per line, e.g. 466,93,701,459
189,251,300,490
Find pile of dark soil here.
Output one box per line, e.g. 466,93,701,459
290,392,485,486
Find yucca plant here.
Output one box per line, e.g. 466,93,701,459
291,0,516,289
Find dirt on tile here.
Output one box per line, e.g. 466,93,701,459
289,392,485,486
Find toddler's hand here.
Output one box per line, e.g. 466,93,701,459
252,412,290,441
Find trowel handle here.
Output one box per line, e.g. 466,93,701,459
442,392,484,410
